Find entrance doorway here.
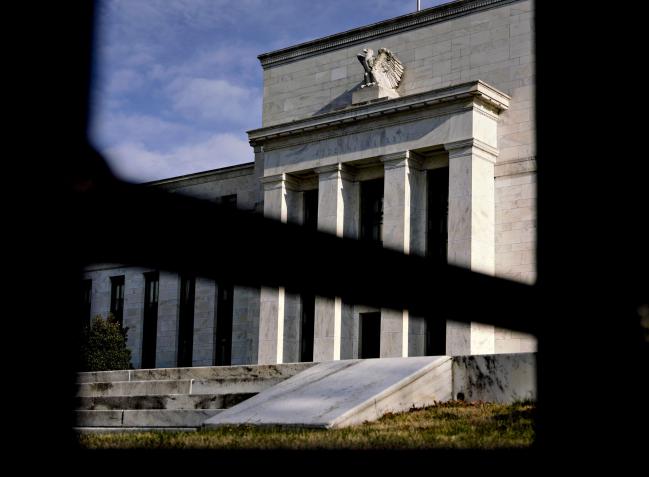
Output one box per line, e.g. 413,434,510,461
300,292,315,362
424,316,446,356
425,166,449,355
360,312,381,358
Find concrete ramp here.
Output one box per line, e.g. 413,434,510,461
203,356,451,429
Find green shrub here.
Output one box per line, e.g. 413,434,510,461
79,314,132,371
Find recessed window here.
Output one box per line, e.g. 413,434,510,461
110,275,125,326
360,312,381,359
80,279,92,327
141,271,159,369
218,194,237,209
214,283,233,366
360,179,384,245
427,167,449,263
177,273,196,367
300,292,315,362
425,167,449,356
303,189,318,231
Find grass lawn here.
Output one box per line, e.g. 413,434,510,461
78,400,535,450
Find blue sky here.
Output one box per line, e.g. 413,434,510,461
90,0,447,183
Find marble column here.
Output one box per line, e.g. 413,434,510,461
380,151,426,357
313,164,358,361
258,173,299,364
445,139,497,355
123,270,145,369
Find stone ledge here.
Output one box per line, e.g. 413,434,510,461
352,84,400,105
249,80,510,146
258,0,521,68
495,156,536,177
77,362,316,383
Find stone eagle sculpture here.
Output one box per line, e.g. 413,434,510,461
357,47,404,90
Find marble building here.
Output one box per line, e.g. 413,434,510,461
83,0,537,369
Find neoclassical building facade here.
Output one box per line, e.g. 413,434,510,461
83,0,536,369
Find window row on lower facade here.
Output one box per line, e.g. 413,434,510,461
79,270,447,369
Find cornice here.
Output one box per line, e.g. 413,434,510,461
260,172,301,189
145,162,255,188
248,80,509,146
445,138,499,161
258,0,521,69
381,150,424,170
314,163,358,181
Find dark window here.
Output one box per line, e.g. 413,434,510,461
214,283,233,366
303,189,318,231
299,189,318,362
300,292,315,362
427,167,449,263
425,167,449,355
141,271,159,369
219,194,237,209
424,316,446,356
80,279,92,328
360,179,384,245
360,312,381,359
177,274,195,367
109,275,125,326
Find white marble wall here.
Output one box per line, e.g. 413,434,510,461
84,265,152,369
156,271,180,368
152,163,259,212
192,278,216,367
494,158,537,352
232,285,260,365
283,289,302,363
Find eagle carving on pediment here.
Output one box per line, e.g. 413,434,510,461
356,48,404,90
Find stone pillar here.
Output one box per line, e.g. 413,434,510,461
123,270,145,369
156,271,180,368
258,173,299,364
192,278,216,366
445,139,497,355
231,285,260,365
313,164,358,361
89,274,110,320
380,151,426,357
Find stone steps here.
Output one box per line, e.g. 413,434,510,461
77,363,315,383
75,363,317,430
76,409,223,428
76,393,255,410
74,427,198,433
76,377,285,397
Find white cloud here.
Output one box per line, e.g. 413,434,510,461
167,77,261,126
90,111,194,151
102,132,252,183
107,68,145,93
